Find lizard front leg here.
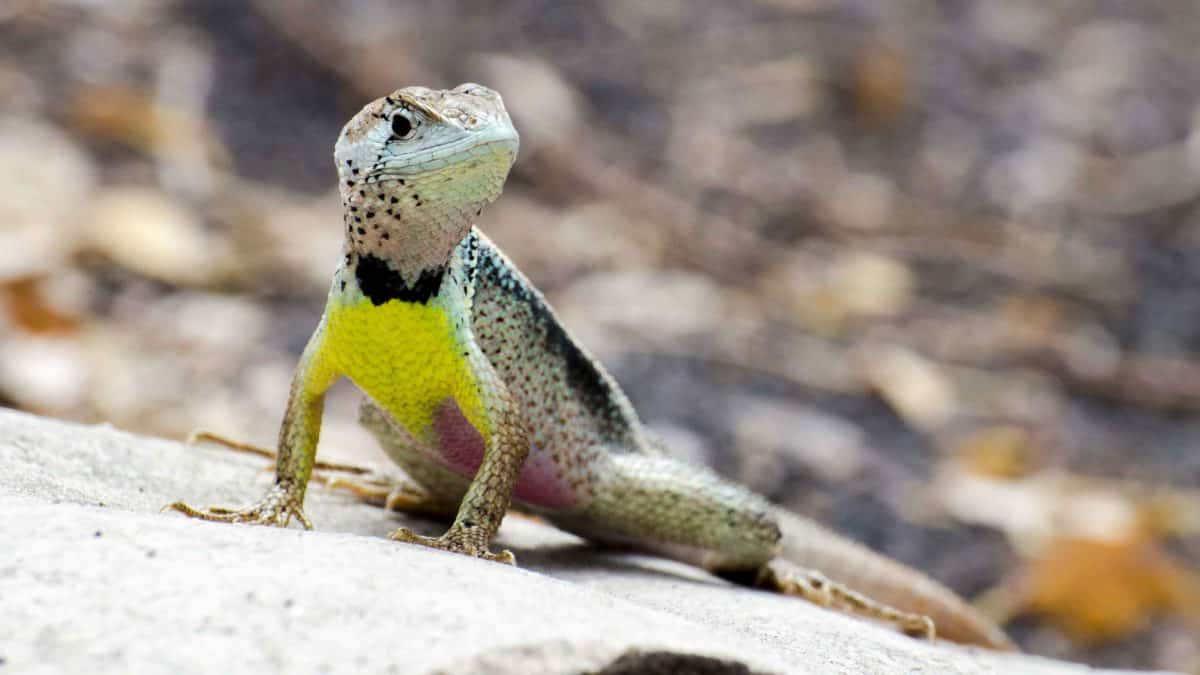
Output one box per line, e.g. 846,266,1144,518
166,325,340,529
386,365,530,565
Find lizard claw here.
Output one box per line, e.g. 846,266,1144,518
165,483,312,529
387,525,516,565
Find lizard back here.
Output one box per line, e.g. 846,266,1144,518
467,229,650,453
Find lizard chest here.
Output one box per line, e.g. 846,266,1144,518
323,297,491,445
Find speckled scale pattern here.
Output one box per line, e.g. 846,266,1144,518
468,231,648,498
551,453,782,568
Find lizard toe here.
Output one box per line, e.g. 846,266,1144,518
164,484,311,529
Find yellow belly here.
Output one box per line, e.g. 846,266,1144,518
323,297,490,444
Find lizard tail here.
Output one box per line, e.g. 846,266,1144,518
772,507,1017,650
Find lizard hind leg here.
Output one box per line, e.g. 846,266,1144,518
180,429,450,518
752,559,936,640
555,452,939,641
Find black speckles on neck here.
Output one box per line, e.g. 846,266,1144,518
341,179,410,250
355,254,445,305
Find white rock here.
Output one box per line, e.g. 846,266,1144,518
0,409,1159,675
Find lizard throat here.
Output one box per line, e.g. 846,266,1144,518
341,175,480,284
353,253,445,305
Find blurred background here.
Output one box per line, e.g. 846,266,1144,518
2,1,1199,669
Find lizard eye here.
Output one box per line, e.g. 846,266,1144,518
391,111,416,139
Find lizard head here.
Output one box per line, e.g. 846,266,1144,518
334,84,519,280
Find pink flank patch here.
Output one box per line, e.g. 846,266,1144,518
432,399,577,509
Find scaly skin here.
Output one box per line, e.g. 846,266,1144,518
168,84,1014,650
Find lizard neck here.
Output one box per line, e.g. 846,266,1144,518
348,250,446,306
340,173,482,285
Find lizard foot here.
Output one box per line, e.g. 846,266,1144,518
388,524,516,565
756,559,936,640
165,483,312,529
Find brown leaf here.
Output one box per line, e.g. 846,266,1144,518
1020,536,1200,644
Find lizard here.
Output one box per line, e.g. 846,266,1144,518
167,83,1014,651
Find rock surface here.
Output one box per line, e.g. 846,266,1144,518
0,409,1169,674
